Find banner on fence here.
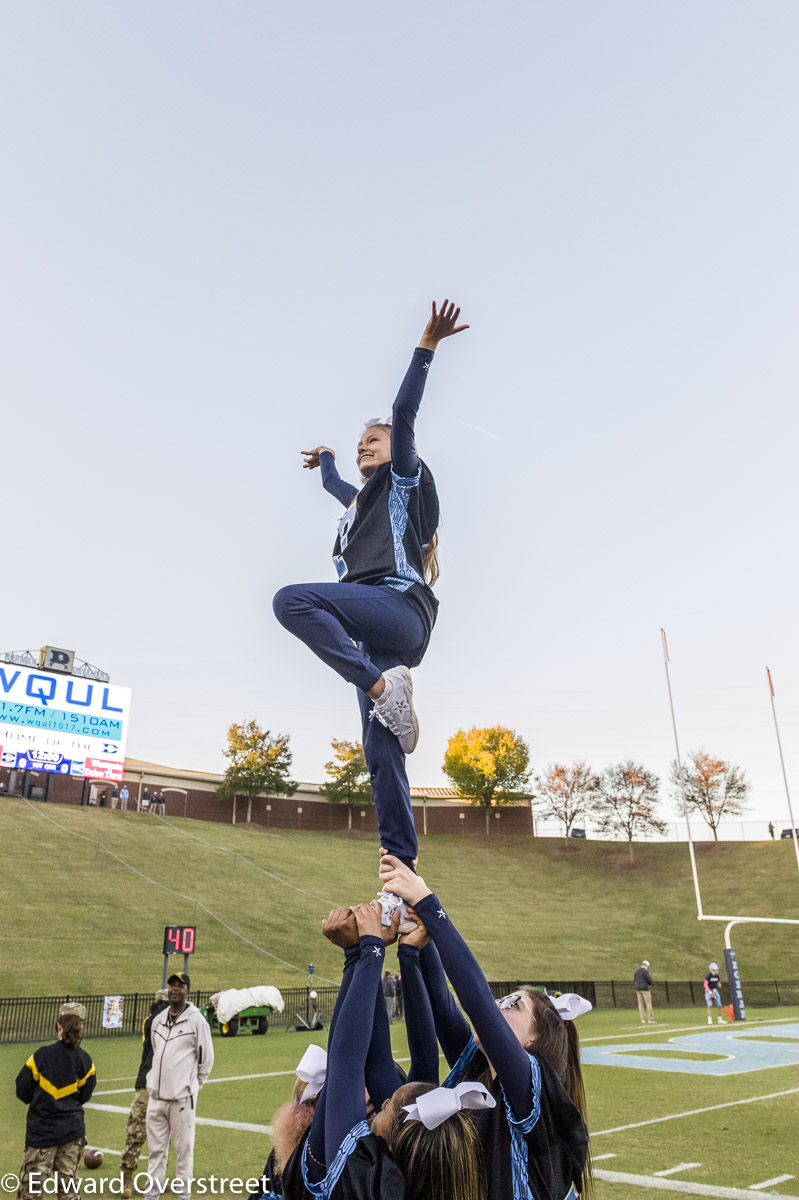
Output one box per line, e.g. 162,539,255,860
102,995,124,1029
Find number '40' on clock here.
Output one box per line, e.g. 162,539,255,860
163,925,196,955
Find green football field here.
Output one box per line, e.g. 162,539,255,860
2,1005,797,1200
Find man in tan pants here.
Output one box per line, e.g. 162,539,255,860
634,959,655,1023
144,973,213,1199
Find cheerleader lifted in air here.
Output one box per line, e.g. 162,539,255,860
273,300,468,873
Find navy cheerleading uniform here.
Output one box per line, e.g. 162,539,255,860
413,893,589,1200
273,348,440,867
280,936,405,1200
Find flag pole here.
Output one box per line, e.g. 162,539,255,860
766,667,799,876
661,629,704,918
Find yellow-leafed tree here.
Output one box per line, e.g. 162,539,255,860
443,725,531,836
218,720,297,825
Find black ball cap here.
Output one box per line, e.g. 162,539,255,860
167,972,190,989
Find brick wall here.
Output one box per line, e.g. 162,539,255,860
0,766,534,837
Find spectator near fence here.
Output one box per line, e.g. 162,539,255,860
143,972,214,1200
704,963,727,1025
120,989,170,1198
634,959,655,1024
382,970,396,1023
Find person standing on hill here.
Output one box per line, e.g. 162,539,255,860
15,1002,97,1200
634,960,655,1024
144,972,214,1200
120,989,170,1197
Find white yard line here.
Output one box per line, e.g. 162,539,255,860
749,1178,795,1191
90,1148,122,1157
92,1054,428,1099
592,1153,618,1161
656,1164,703,1177
594,1168,798,1199
582,1016,799,1045
93,1067,309,1097
592,1087,799,1136
86,1103,271,1135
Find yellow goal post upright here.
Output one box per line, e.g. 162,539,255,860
660,630,799,1021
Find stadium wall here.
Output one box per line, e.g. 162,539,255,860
0,759,535,837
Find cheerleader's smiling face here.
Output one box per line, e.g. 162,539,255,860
357,426,392,479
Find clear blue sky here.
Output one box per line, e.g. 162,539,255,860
3,2,799,827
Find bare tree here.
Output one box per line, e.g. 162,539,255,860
534,760,598,837
592,760,666,863
670,750,750,841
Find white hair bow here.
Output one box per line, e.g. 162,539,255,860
362,413,393,432
552,993,593,1021
295,1044,327,1102
402,1081,496,1130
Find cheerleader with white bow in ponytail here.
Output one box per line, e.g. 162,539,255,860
279,899,495,1200
379,855,593,1200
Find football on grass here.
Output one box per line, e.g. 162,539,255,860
84,1149,104,1169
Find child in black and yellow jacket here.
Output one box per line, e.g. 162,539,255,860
15,1002,96,1200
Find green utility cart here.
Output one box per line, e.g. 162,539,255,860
202,1000,273,1037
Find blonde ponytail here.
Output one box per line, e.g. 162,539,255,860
422,529,440,587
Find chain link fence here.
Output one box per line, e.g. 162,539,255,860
1,978,796,1045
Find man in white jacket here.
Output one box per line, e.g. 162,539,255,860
144,972,214,1199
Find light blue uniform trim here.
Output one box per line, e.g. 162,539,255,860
500,1052,542,1200
441,1035,478,1087
333,499,358,580
301,1121,370,1199
387,463,424,588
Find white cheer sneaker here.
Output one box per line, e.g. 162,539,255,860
378,890,417,936
369,666,419,754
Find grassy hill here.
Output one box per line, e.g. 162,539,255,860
2,796,798,996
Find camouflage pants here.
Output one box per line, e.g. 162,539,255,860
121,1089,149,1172
18,1139,86,1199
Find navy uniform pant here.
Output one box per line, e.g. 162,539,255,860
273,581,426,867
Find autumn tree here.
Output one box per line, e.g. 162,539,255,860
443,726,531,837
534,760,599,837
218,720,296,825
592,760,667,862
320,739,374,829
670,750,750,841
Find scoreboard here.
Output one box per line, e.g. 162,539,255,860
0,662,131,783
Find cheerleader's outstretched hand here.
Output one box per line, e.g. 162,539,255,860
378,855,432,906
352,900,385,940
322,906,359,948
302,446,335,469
418,299,470,352
398,908,430,949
